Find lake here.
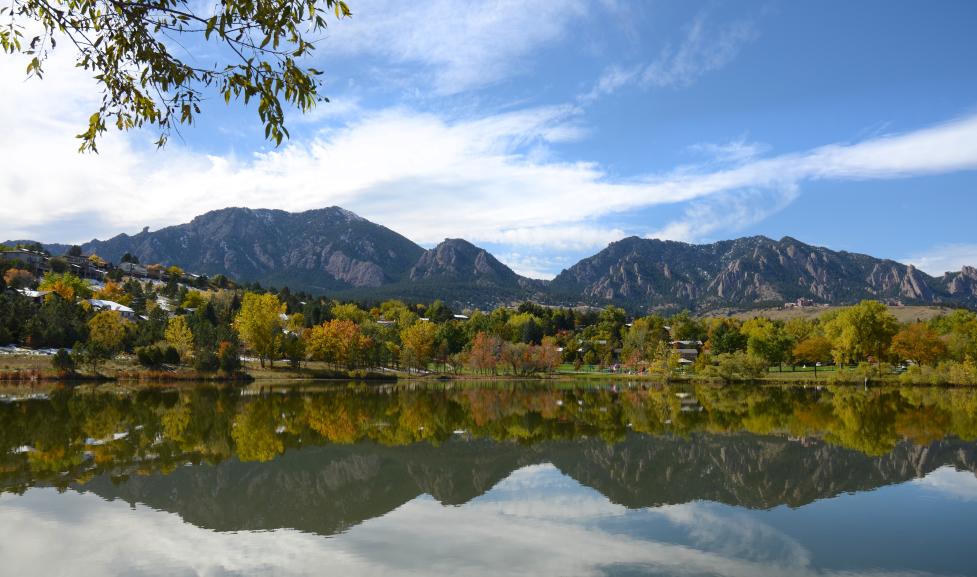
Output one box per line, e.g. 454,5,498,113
1,381,976,576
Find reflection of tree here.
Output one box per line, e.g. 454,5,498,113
232,401,283,462
3,384,977,492
828,389,901,456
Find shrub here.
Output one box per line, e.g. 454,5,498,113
162,346,181,365
136,346,166,368
51,349,76,376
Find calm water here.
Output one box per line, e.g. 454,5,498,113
1,382,976,576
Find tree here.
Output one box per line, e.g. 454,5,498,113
164,315,195,363
305,319,370,369
536,337,562,373
88,310,128,352
3,268,33,289
66,245,83,257
38,272,91,301
823,301,899,365
330,302,368,324
467,331,501,375
51,348,76,377
80,310,129,373
741,318,793,371
94,281,131,305
890,322,948,366
792,335,833,375
400,321,437,372
234,292,285,367
707,319,747,354
25,295,88,348
3,0,352,151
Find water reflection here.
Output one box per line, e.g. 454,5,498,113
1,382,976,576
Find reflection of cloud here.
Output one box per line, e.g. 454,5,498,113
655,503,811,565
913,466,977,501
0,464,963,577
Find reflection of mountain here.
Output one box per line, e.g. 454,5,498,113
543,433,977,509
80,440,537,535
76,433,977,536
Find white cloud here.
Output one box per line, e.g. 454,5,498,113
647,184,800,242
686,138,768,165
642,14,758,88
582,13,758,101
904,245,977,276
3,50,977,278
324,0,588,94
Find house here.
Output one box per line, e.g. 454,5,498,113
118,262,149,277
17,288,50,303
88,299,138,320
0,249,46,272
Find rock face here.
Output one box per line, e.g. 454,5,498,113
409,239,522,287
549,235,977,311
77,207,425,292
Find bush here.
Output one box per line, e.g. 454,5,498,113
51,349,76,376
193,347,219,371
136,345,182,368
162,345,181,365
136,346,164,368
218,341,242,373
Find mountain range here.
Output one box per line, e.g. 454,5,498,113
9,206,977,311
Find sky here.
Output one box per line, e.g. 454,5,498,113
1,0,976,279
3,464,977,576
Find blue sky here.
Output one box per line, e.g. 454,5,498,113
1,0,976,278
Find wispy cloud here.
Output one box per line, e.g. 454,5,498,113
582,13,758,102
323,0,589,95
903,244,977,275
647,185,800,242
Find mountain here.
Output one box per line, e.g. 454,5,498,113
409,238,523,287
335,238,545,307
78,207,426,292
549,235,977,311
9,208,977,311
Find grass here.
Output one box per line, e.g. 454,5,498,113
713,304,953,323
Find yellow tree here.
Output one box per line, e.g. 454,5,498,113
890,322,948,366
234,293,285,367
823,301,899,365
82,310,129,373
94,281,131,305
88,310,128,352
401,321,437,372
39,272,92,301
305,319,371,369
165,316,195,363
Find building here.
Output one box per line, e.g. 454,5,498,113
88,299,138,321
